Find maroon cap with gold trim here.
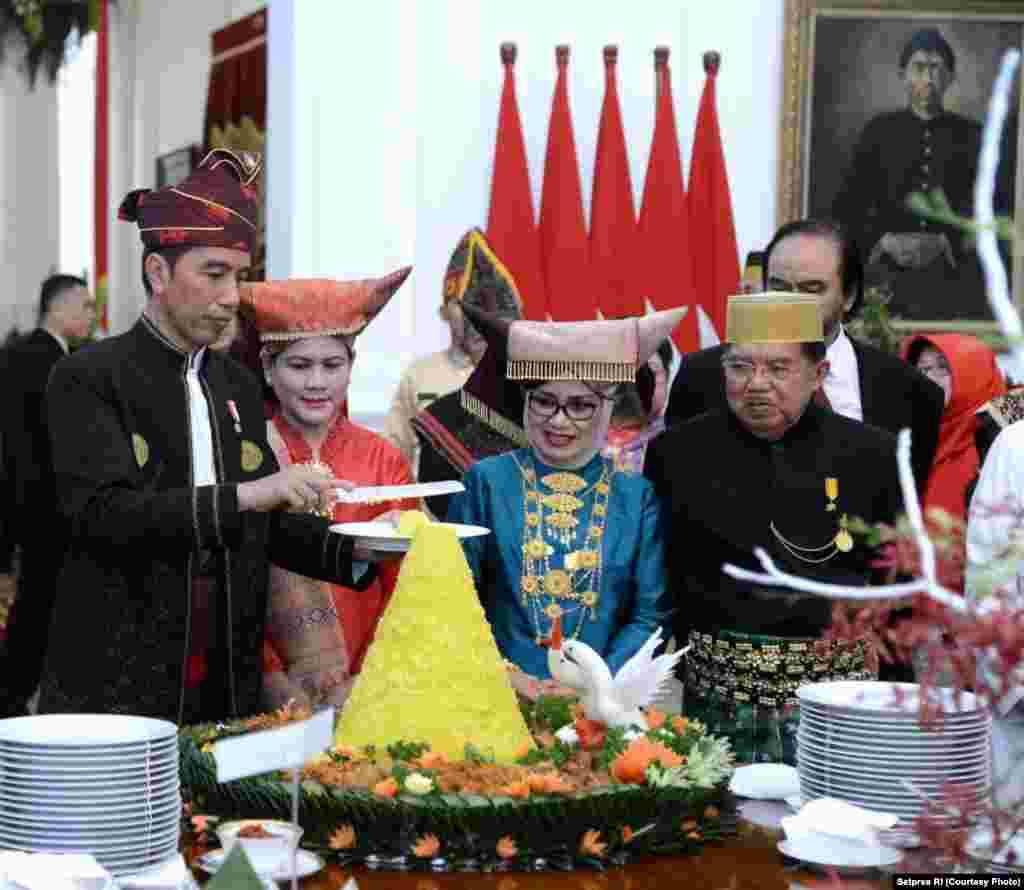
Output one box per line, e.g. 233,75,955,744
118,148,262,254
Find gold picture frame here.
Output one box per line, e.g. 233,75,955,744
778,0,1024,332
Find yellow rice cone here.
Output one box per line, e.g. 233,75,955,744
334,523,534,762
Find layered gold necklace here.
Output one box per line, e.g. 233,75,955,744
769,475,854,564
513,453,613,646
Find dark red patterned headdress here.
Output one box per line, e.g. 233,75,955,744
118,148,262,254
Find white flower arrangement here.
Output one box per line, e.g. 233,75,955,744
403,772,434,795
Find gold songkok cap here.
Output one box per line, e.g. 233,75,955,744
725,292,823,345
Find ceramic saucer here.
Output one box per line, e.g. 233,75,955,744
777,840,902,874
196,848,325,880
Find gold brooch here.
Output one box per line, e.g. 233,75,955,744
547,513,579,531
541,472,587,494
834,515,854,553
524,540,549,560
240,440,263,472
543,493,583,513
543,569,571,598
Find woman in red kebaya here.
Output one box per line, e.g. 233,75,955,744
241,271,416,710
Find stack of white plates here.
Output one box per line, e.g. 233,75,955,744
0,714,180,877
797,682,991,846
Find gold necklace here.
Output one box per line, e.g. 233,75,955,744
513,453,613,646
769,476,854,564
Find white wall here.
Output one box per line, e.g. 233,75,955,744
98,0,784,427
0,51,60,336
58,34,96,290
267,0,785,425
106,0,266,334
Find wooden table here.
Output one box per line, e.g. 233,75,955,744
189,809,901,889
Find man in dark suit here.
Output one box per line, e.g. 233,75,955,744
665,218,944,495
647,293,903,762
0,275,95,716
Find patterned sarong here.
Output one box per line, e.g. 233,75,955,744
684,629,877,765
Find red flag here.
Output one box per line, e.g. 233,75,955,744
538,45,592,322
636,48,698,352
590,46,641,320
688,50,740,340
486,43,548,321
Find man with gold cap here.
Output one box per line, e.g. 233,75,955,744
446,305,684,685
38,149,390,723
384,228,520,474
410,229,524,518
644,294,902,763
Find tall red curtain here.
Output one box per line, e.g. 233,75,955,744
590,46,641,320
688,51,740,340
486,43,548,321
538,46,592,322
636,49,699,352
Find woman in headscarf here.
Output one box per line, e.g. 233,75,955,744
603,337,673,475
903,333,1006,524
240,269,416,710
446,306,684,689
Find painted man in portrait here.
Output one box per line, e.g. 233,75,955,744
831,27,1010,321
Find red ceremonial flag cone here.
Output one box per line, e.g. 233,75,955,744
590,45,641,320
538,45,593,321
486,43,548,321
636,47,698,352
688,51,740,340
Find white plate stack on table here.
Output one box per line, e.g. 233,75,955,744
796,681,991,847
0,715,181,879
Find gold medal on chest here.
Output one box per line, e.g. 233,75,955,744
834,515,854,553
132,433,149,468
240,439,263,472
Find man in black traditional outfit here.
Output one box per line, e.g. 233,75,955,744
665,219,943,495
0,275,95,717
38,149,384,724
645,293,902,763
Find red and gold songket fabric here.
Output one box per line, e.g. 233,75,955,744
262,412,415,708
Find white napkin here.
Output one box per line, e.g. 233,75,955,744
0,852,111,890
791,797,898,844
116,854,189,890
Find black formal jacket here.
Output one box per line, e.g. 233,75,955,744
38,317,373,722
2,328,66,528
644,402,902,645
664,340,944,495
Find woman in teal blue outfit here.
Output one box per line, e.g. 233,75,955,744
446,305,684,684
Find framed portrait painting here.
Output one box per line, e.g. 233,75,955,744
155,145,201,190
778,0,1024,330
